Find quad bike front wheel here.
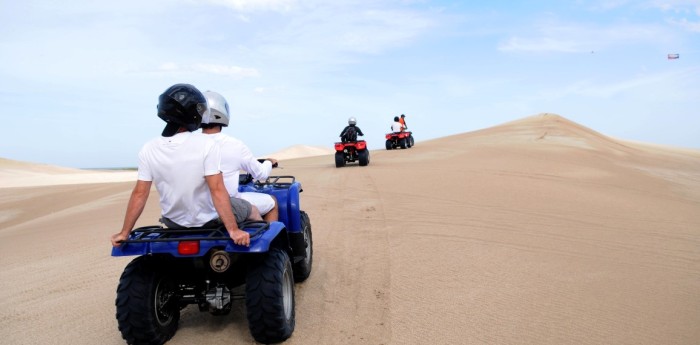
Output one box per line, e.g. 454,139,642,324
246,248,295,343
334,152,345,168
358,149,370,166
116,256,180,345
293,211,313,282
408,135,415,148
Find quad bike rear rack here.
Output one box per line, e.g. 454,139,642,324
118,222,270,244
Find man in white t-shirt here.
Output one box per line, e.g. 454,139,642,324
200,91,279,222
110,84,261,248
391,116,405,133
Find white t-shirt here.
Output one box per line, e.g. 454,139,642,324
137,132,222,227
391,121,404,132
207,132,272,197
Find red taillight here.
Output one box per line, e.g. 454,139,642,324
178,240,200,255
385,134,392,139
356,141,366,150
335,143,345,151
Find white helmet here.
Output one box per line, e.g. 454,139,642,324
348,117,356,125
201,91,230,127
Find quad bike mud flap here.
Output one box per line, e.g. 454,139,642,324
112,222,286,257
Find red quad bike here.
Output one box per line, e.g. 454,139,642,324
385,131,414,150
334,140,370,168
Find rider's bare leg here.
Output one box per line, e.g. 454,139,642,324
263,195,279,222
248,205,263,221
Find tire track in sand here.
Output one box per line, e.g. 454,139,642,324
293,163,392,344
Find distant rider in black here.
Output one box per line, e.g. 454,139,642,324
339,117,364,143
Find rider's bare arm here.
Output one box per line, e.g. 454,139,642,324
111,180,151,247
206,173,250,247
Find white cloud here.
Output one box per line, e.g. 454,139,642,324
246,5,438,65
498,22,667,53
158,62,179,71
646,0,700,12
203,0,297,12
192,63,260,78
499,36,587,53
533,68,699,101
157,63,259,78
334,9,434,54
591,0,634,10
644,0,700,32
669,17,700,31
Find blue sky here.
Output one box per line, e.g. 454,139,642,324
1,0,698,168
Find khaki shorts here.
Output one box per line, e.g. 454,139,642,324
228,197,253,225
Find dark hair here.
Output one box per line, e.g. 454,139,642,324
394,116,399,121
200,123,223,130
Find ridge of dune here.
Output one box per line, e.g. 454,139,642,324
420,113,700,158
479,112,639,153
0,157,136,188
0,157,87,175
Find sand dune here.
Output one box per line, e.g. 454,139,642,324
0,158,137,188
1,113,699,345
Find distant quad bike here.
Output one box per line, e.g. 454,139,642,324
112,171,313,345
334,140,370,168
385,131,414,150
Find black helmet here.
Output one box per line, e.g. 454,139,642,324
157,83,208,137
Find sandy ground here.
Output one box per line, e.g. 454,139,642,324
1,114,699,345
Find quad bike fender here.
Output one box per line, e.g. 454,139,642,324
386,132,411,140
111,222,287,257
238,181,303,233
334,140,367,151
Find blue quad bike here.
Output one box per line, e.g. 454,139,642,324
111,172,313,345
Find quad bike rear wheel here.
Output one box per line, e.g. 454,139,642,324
246,248,295,344
116,256,180,345
358,149,370,166
399,138,407,149
334,152,345,168
409,135,415,148
385,140,392,150
293,211,313,282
